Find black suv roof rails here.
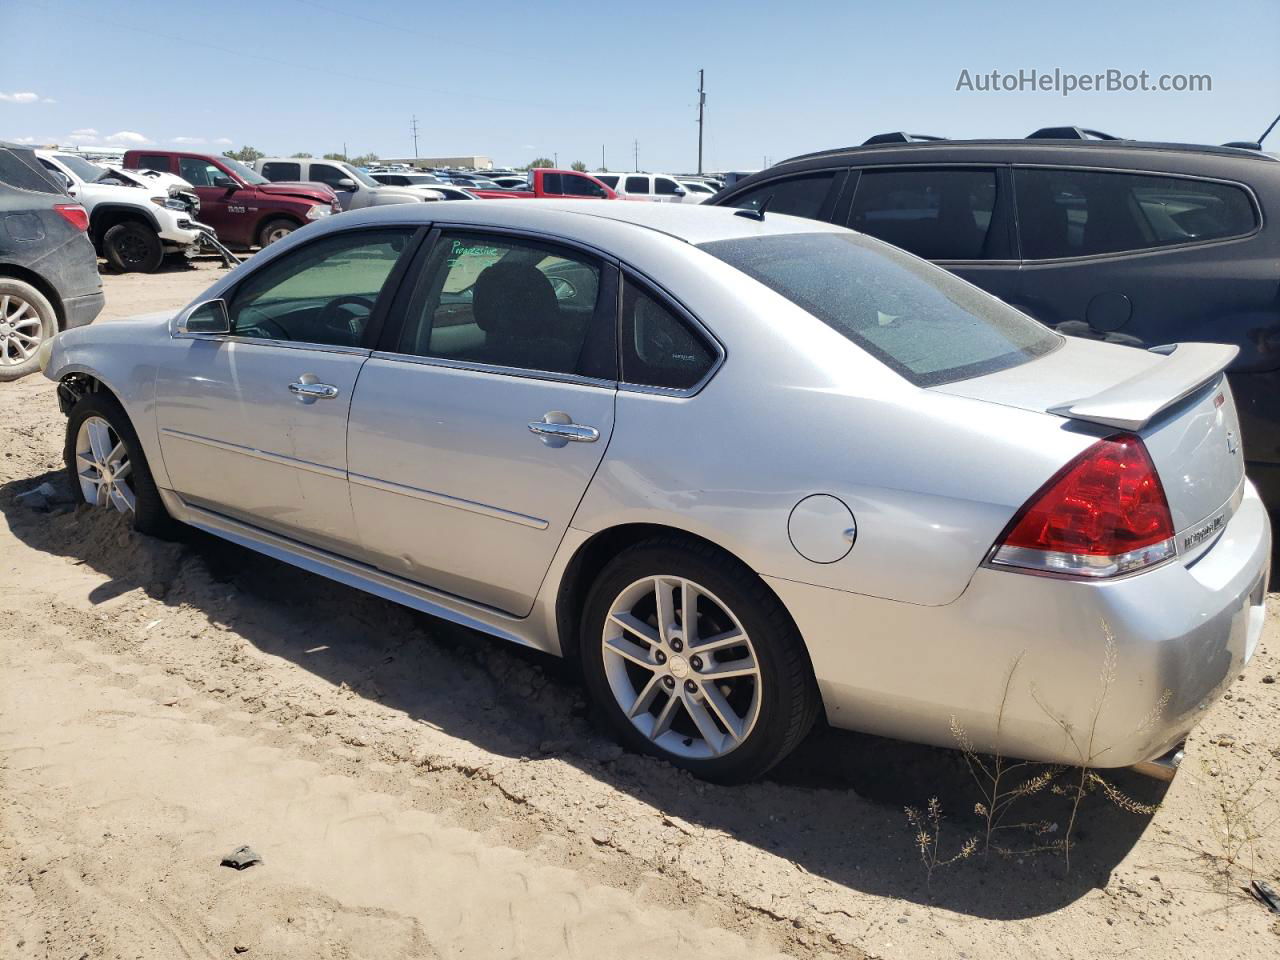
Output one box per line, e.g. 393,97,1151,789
861,132,947,145
1027,126,1124,140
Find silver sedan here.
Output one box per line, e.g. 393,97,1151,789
43,200,1270,782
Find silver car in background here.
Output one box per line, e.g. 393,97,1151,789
43,201,1270,782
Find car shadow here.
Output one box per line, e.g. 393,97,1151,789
2,469,1167,920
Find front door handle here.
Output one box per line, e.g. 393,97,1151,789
528,412,599,446
289,380,339,401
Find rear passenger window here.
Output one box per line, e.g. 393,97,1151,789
850,169,998,260
398,232,614,379
135,154,172,173
261,161,301,181
620,279,716,390
1015,168,1258,259
625,176,650,194
728,172,837,220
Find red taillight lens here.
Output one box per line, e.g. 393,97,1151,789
53,203,89,232
990,433,1176,578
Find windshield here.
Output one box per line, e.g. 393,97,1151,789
342,163,380,188
219,156,268,184
699,232,1060,386
53,153,108,183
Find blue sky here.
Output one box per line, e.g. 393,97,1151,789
2,0,1278,171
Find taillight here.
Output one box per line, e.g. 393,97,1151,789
989,433,1176,578
53,203,89,232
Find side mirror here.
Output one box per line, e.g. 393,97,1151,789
54,171,73,192
213,175,237,189
673,186,687,197
175,298,231,335
337,178,357,189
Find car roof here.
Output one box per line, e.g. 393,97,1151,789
315,197,848,247
780,138,1279,167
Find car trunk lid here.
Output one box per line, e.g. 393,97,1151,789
936,337,1246,541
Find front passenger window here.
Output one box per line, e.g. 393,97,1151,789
227,229,412,346
729,172,837,220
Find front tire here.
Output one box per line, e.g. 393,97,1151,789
257,218,298,248
64,392,179,538
579,536,820,783
0,278,56,382
103,221,164,273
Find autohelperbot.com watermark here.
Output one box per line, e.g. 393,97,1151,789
955,68,1212,97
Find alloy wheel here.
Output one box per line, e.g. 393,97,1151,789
75,416,135,514
601,575,762,759
0,294,44,368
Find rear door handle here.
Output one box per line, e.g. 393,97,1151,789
528,414,599,444
289,381,339,401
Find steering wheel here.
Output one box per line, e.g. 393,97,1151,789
316,295,376,339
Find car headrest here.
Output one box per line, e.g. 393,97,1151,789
473,262,559,339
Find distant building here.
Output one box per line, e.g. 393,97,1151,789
385,155,493,170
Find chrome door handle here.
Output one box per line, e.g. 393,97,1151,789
528,418,599,443
289,381,339,400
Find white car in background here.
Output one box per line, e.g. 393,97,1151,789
675,178,718,203
591,172,694,202
35,150,211,272
254,157,423,211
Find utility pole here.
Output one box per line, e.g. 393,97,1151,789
411,115,419,158
554,151,558,167
601,144,605,171
633,139,639,171
696,68,705,175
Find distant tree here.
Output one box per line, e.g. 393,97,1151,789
527,157,554,169
570,160,588,172
222,145,265,163
350,153,379,166
322,151,347,161
290,152,313,158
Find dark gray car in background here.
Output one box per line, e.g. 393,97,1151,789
709,130,1280,503
0,140,103,381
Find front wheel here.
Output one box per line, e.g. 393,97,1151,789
63,392,179,538
579,537,820,783
257,218,298,248
103,221,164,273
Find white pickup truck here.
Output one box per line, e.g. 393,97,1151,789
36,151,216,272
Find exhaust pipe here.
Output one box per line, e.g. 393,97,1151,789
1130,743,1184,782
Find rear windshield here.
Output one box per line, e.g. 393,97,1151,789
699,232,1060,386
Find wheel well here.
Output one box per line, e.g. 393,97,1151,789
0,263,66,329
253,213,302,242
555,523,756,660
89,206,157,247
56,372,115,416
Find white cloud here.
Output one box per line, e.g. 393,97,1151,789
0,91,41,104
12,136,38,144
171,136,206,145
212,137,233,145
41,98,56,104
105,130,151,145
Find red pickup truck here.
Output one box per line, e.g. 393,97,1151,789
122,149,341,249
470,169,616,200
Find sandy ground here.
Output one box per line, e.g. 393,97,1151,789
2,259,1279,959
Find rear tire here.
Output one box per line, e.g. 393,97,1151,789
103,221,163,273
64,391,180,538
579,535,820,783
0,278,56,382
257,218,298,248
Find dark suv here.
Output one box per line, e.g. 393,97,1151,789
0,141,102,382
709,129,1280,501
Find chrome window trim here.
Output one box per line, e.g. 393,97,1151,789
368,349,617,390
170,330,372,357
615,268,726,399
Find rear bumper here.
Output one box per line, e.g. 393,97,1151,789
768,480,1271,768
61,291,104,330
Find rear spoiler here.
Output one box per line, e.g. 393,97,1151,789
1048,342,1238,430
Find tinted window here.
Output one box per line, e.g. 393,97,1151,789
850,169,998,260
699,232,1059,386
542,172,564,194
596,174,620,189
310,164,350,189
728,172,836,219
135,154,172,173
261,161,301,181
0,148,61,193
179,158,222,187
655,177,681,196
399,232,611,378
227,229,412,346
1015,168,1258,259
621,279,715,390
562,173,606,197
625,176,650,194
